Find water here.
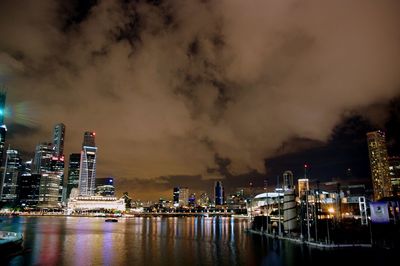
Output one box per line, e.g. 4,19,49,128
0,216,396,266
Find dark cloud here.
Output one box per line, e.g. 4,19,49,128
1,0,400,200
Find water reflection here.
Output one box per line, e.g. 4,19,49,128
2,216,394,266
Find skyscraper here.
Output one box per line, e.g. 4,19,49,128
83,131,96,147
173,187,180,206
0,149,22,205
18,160,41,207
78,131,97,196
66,153,80,199
52,123,66,202
367,130,391,201
34,142,64,207
178,187,189,207
53,123,65,157
215,181,224,205
188,193,196,206
33,142,54,174
0,91,7,167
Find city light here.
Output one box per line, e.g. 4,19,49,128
1,2,400,262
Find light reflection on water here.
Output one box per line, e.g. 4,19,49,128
0,216,395,266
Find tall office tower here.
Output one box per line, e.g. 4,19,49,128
0,149,22,204
38,156,64,207
78,131,97,196
178,187,189,206
367,130,391,200
18,173,41,206
83,131,96,147
388,156,400,197
188,193,196,206
53,123,65,157
215,181,224,205
33,142,54,174
52,123,66,202
53,156,65,203
18,160,41,206
66,153,80,199
0,91,7,167
34,142,63,207
283,170,294,190
95,177,115,196
173,187,180,206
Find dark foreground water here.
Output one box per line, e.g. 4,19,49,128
0,216,396,266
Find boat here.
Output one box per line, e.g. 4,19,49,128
105,218,118,223
0,231,23,255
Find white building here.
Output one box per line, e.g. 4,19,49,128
67,189,125,213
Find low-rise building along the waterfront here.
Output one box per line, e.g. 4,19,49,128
67,188,125,213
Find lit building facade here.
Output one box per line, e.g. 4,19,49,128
0,149,22,205
33,142,63,207
215,181,224,205
389,156,400,197
367,130,391,200
297,178,309,196
188,193,196,206
198,193,210,207
67,195,125,213
66,153,80,199
173,187,180,206
38,156,64,207
78,132,97,196
179,187,189,207
33,142,53,174
18,172,41,206
53,123,65,157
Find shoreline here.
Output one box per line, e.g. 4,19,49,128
246,229,372,249
0,213,251,218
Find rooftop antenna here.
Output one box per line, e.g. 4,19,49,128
304,163,308,179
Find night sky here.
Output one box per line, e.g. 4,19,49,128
1,0,400,200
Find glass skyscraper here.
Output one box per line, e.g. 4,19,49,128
53,123,65,157
214,181,224,206
18,160,41,207
67,153,80,199
78,132,97,196
173,187,180,206
0,149,22,205
367,130,391,201
35,142,64,207
33,142,53,174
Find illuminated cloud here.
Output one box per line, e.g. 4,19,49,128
1,0,400,199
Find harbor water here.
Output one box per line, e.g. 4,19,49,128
0,216,396,266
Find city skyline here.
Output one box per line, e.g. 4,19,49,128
1,1,400,200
